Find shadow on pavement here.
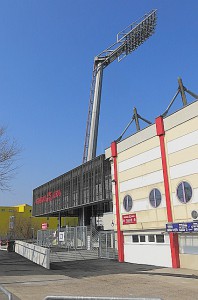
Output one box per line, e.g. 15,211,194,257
50,260,198,280
1,250,198,281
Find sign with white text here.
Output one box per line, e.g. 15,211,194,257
122,214,137,225
166,222,198,233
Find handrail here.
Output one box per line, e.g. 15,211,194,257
0,285,13,300
43,296,162,300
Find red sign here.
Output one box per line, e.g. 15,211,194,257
42,223,48,230
35,190,61,205
122,214,137,225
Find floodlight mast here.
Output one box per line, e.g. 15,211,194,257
83,9,157,163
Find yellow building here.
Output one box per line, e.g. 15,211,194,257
0,203,78,239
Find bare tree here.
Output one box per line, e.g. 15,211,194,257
12,215,32,239
0,127,21,191
7,213,40,240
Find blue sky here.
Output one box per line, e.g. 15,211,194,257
0,0,197,206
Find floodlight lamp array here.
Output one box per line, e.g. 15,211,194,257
96,9,157,67
118,9,157,61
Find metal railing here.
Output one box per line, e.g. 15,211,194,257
43,296,162,300
0,285,12,300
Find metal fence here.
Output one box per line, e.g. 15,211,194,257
99,231,116,259
37,229,57,248
37,226,117,262
37,226,88,249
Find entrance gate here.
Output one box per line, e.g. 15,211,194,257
37,227,116,262
99,231,116,259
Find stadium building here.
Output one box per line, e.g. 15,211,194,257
105,99,198,269
32,99,198,270
32,10,198,270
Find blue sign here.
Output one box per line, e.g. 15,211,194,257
166,222,198,233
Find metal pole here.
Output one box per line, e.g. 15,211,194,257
87,61,104,161
116,116,135,142
184,88,198,99
82,206,85,227
32,227,34,243
133,107,140,131
138,115,152,125
178,77,187,106
58,212,61,231
162,89,180,117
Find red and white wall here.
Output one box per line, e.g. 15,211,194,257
105,100,198,269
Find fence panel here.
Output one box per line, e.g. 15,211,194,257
99,231,116,259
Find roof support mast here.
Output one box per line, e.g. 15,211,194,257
83,9,157,163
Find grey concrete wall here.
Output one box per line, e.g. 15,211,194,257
15,240,50,269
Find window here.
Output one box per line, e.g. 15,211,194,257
156,234,164,243
140,235,146,242
129,234,166,244
177,181,192,203
123,195,132,212
149,188,161,208
132,235,139,243
148,234,155,242
179,234,198,254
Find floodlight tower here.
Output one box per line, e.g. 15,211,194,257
83,10,157,163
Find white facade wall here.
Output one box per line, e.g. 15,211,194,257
120,170,164,193
124,233,172,267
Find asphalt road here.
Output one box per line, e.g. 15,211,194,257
0,250,198,300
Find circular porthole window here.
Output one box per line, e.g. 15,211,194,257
177,181,192,203
123,195,133,212
149,188,162,208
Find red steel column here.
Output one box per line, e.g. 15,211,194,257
111,141,124,262
155,116,180,268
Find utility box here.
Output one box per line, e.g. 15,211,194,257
7,240,15,252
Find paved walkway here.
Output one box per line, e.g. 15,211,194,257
0,251,198,300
